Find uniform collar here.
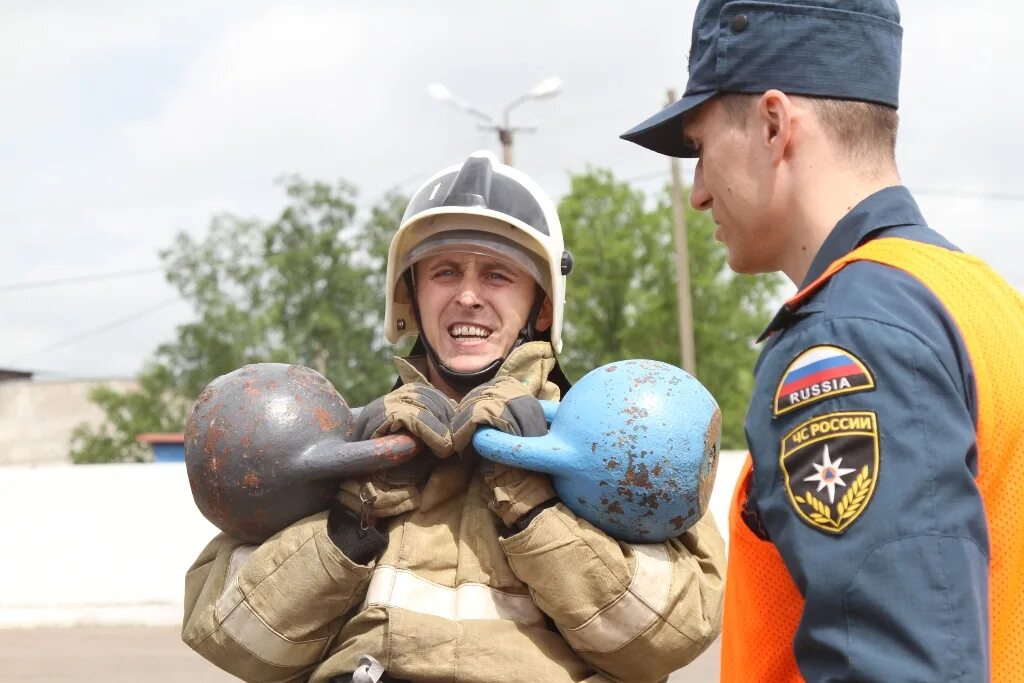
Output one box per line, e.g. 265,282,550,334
758,186,926,342
799,185,926,289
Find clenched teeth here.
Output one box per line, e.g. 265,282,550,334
449,324,491,338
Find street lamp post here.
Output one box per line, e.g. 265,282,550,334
428,77,563,166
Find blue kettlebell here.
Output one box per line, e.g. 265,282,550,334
473,359,720,542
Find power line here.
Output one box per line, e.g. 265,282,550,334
624,169,676,184
911,188,1024,202
0,266,164,293
6,296,180,365
623,169,1024,202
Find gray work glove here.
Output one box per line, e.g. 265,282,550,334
451,376,557,528
339,383,456,521
357,382,456,456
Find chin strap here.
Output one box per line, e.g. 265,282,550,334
403,270,545,394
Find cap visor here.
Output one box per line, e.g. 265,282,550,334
620,90,717,158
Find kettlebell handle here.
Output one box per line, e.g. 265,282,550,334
540,399,558,423
301,433,424,480
471,400,569,474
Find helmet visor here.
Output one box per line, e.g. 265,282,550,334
401,230,549,294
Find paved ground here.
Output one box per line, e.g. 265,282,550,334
0,626,236,683
0,626,719,682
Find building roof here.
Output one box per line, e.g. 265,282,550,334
0,369,33,382
136,433,185,445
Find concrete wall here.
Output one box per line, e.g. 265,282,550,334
0,462,217,628
0,378,137,465
0,452,747,628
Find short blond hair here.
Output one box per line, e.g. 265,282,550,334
719,93,898,164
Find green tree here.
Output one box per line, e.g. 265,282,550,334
69,366,190,464
72,168,779,462
71,177,408,463
558,168,783,449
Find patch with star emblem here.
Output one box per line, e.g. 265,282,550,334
773,345,875,417
779,411,879,534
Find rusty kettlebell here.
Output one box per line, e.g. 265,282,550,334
473,359,720,542
184,363,421,543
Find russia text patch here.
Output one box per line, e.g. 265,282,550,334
773,345,874,417
779,411,879,534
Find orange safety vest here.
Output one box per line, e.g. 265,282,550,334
721,238,1024,682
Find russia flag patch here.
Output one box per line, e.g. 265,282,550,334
773,345,875,416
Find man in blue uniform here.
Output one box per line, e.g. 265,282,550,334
620,1,1024,681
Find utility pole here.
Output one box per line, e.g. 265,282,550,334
667,88,697,376
498,128,514,166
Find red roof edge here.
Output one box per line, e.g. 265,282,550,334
136,432,186,445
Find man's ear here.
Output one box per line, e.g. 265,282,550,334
758,89,794,166
535,297,553,332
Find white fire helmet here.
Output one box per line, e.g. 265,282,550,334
384,150,572,354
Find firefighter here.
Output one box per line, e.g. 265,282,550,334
182,150,725,683
622,1,1024,680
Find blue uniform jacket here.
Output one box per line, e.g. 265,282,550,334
744,186,990,681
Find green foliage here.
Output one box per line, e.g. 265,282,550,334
558,168,784,449
70,177,408,463
72,166,780,462
69,365,189,464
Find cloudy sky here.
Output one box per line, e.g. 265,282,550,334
2,1,1021,380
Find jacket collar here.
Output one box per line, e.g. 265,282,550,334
392,341,561,400
393,355,431,386
758,186,926,342
799,185,926,289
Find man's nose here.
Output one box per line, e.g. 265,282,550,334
690,160,712,211
456,283,484,308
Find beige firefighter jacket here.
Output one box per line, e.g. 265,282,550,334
182,343,726,683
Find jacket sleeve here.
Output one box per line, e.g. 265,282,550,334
748,315,989,681
181,511,374,683
499,504,725,682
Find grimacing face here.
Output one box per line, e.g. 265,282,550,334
413,251,552,375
